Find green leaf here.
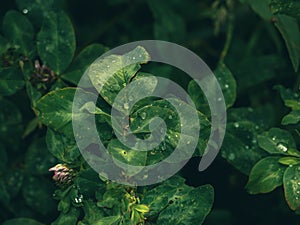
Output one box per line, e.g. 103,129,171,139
141,176,187,217
283,164,300,210
3,218,43,225
0,67,25,96
37,11,76,74
270,0,300,19
0,98,23,149
276,85,300,125
0,35,9,55
107,139,147,176
274,14,300,72
257,128,296,155
52,207,80,225
246,156,286,194
188,63,236,113
221,121,267,175
46,127,80,163
22,176,56,214
25,138,56,174
278,157,300,166
90,216,120,225
147,0,185,41
229,55,285,91
88,46,150,106
156,185,214,225
241,0,273,20
16,0,62,27
3,10,34,55
214,63,237,108
282,110,300,125
62,44,108,85
35,88,76,130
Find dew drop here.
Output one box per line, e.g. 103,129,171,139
22,8,29,14
245,145,249,149
234,122,239,128
168,115,173,119
224,84,229,88
132,57,136,60
112,60,116,63
217,97,222,102
276,142,288,152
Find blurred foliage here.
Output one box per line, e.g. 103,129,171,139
0,0,300,224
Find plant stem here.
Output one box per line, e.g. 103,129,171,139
219,9,234,63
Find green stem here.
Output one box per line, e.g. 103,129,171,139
293,72,300,92
219,10,234,63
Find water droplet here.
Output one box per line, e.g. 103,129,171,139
168,115,173,119
139,54,142,58
245,145,249,149
234,122,239,128
187,140,191,145
255,125,259,130
298,182,300,185
228,153,235,160
132,57,136,60
112,60,116,63
276,142,288,152
140,112,146,120
123,103,129,110
272,136,276,141
224,84,229,88
22,8,29,14
106,65,110,68
217,97,222,102
74,194,83,204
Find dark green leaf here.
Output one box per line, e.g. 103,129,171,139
16,0,62,27
246,156,286,194
276,85,300,125
270,0,300,19
0,98,23,149
0,35,9,55
283,164,300,210
52,207,80,225
257,128,296,155
62,44,108,85
240,0,272,20
221,121,267,175
282,110,300,125
3,10,34,55
37,11,76,74
3,218,43,225
22,176,56,214
46,127,80,163
157,185,214,225
147,0,185,41
35,88,76,131
25,137,56,174
274,14,300,72
214,63,237,108
0,67,25,96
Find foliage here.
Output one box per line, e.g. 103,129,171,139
0,0,300,224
